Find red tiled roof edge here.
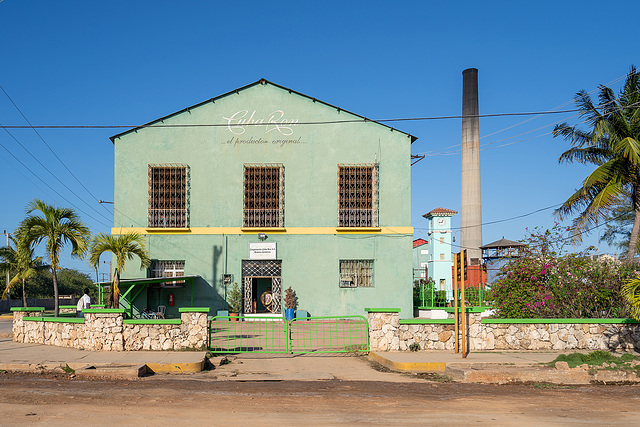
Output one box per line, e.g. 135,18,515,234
413,238,428,248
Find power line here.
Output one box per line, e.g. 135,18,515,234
416,79,640,157
0,126,112,224
0,84,113,216
415,203,562,231
0,138,110,229
0,108,583,130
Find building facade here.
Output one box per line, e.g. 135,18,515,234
412,238,429,282
422,208,457,295
110,79,415,318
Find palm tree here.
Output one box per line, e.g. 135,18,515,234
553,66,640,263
1,234,46,307
622,278,640,320
13,244,45,308
88,232,150,309
19,199,90,316
0,239,18,302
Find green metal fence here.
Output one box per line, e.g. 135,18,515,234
289,316,369,354
416,284,492,309
209,316,289,354
208,315,370,354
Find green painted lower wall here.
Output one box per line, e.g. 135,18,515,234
121,233,412,318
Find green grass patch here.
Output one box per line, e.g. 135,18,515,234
548,350,640,375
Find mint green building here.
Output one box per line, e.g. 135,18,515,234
110,80,415,319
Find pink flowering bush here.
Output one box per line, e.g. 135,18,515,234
491,226,635,319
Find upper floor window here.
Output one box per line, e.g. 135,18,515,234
338,164,378,227
243,164,284,227
148,165,188,228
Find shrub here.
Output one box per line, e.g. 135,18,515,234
492,226,635,319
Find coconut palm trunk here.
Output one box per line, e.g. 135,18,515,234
22,278,26,307
52,267,60,316
628,185,640,262
109,268,121,309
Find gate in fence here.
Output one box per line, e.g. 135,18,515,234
208,315,369,354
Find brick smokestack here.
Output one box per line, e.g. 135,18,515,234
461,68,482,264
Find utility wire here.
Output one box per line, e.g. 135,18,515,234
416,82,640,157
0,125,112,224
0,84,113,215
0,108,583,130
415,203,562,231
0,138,110,229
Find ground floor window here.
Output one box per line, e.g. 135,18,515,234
339,260,373,288
151,260,185,287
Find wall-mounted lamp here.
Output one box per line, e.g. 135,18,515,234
258,233,268,241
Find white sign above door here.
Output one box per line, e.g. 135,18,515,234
249,242,277,260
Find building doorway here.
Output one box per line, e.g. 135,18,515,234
241,260,282,314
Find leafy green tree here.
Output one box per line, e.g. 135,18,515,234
18,199,90,316
553,66,640,263
25,268,94,299
88,232,150,308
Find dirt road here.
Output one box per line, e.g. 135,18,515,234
1,372,640,425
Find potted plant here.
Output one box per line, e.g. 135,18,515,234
227,282,242,321
284,286,296,321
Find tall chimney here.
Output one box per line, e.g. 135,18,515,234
461,68,482,264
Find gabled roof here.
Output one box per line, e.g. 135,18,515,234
422,207,458,219
413,238,428,248
110,78,418,144
479,237,526,250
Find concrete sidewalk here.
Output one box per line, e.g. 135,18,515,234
369,350,566,372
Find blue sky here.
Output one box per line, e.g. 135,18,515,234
0,0,638,278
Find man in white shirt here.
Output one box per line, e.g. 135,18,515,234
76,288,91,318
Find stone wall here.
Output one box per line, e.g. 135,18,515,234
1,297,79,313
12,309,209,352
368,311,640,352
123,312,208,351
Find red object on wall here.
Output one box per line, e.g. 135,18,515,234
168,294,174,306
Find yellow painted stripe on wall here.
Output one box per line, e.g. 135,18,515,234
111,226,413,235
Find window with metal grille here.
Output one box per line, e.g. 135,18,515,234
338,164,378,227
339,260,373,288
151,260,185,287
148,165,188,228
243,164,284,227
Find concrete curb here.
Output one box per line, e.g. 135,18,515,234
146,360,206,374
0,358,207,377
369,352,446,373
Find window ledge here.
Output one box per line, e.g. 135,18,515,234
241,227,287,232
336,227,382,232
145,227,191,233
